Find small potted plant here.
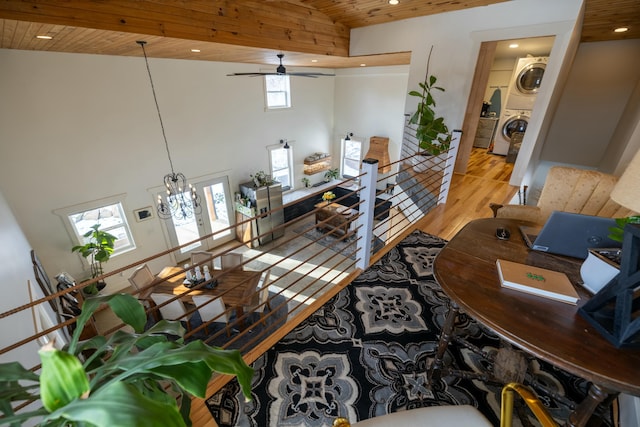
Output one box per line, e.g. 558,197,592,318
324,168,340,182
408,46,452,172
71,223,117,295
302,177,310,188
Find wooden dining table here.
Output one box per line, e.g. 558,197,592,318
147,266,261,329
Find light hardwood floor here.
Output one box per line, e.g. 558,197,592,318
418,148,518,240
191,148,518,426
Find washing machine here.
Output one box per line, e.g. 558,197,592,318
505,57,548,110
491,109,530,156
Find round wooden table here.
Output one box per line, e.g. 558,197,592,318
431,218,640,427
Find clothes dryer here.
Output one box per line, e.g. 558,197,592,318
491,109,530,156
505,57,547,110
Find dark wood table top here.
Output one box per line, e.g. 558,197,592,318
151,266,261,307
434,218,640,396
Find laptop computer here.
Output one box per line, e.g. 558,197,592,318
519,211,621,259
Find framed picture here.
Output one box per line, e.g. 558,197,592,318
134,207,154,222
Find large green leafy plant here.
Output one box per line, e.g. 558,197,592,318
71,224,117,294
0,294,253,426
408,47,452,156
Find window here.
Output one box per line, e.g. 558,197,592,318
341,137,363,178
264,75,291,109
60,199,135,257
269,145,293,190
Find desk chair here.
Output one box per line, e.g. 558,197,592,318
191,295,230,336
244,269,272,326
149,293,194,331
191,251,217,271
221,252,243,270
489,166,634,225
337,382,556,427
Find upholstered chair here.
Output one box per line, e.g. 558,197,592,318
490,166,635,225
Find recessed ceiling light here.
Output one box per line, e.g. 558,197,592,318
509,43,519,49
360,63,366,67
311,59,318,63
191,49,201,53
614,27,629,33
388,0,399,5
36,35,53,40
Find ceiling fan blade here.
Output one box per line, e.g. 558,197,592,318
288,72,336,77
228,53,335,77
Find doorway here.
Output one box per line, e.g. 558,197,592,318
161,175,235,261
458,36,555,183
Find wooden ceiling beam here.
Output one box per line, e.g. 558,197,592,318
0,0,351,56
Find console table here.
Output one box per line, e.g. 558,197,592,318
431,218,640,427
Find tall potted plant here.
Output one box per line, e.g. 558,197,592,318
71,223,117,294
0,293,253,426
408,46,452,172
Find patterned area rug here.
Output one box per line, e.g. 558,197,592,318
206,230,613,427
291,222,385,260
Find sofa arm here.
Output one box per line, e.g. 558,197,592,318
492,204,544,225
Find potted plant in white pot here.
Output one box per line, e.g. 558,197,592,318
408,47,452,173
71,223,117,295
0,293,253,427
580,215,640,293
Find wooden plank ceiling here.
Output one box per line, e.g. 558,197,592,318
0,0,638,68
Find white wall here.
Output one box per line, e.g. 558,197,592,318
0,48,411,296
0,49,335,290
349,0,585,186
0,191,42,366
540,39,640,168
333,65,410,186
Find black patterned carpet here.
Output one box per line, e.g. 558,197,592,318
206,231,613,427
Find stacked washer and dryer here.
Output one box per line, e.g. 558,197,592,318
491,56,547,161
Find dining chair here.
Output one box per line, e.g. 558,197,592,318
191,295,230,336
245,270,272,326
128,264,157,309
221,252,243,270
128,264,155,291
190,251,216,271
149,293,193,331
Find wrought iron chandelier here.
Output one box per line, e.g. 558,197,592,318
137,41,201,220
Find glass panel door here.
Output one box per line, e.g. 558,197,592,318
162,176,235,260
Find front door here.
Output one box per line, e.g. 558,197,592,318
162,176,235,261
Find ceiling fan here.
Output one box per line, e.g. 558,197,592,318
227,54,335,78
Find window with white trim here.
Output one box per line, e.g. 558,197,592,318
56,197,136,257
341,137,363,178
269,145,293,190
264,75,291,109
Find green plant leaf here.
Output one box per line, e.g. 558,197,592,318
43,381,187,427
38,344,90,412
69,294,147,354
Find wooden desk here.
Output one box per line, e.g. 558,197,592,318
432,218,640,427
151,266,261,328
315,202,355,236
